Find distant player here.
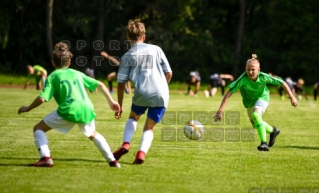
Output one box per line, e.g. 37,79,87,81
84,67,98,93
213,54,298,151
277,77,295,100
112,19,173,164
24,65,47,90
204,73,234,97
18,42,121,168
314,81,319,101
101,51,131,94
294,78,308,100
179,71,201,96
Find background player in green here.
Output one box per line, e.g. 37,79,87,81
24,64,47,90
18,42,121,168
213,54,298,151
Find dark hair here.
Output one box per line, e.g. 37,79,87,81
52,42,73,67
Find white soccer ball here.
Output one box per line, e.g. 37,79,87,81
184,120,204,140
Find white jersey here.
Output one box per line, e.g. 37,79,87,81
117,43,172,108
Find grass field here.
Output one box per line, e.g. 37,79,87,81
0,87,318,193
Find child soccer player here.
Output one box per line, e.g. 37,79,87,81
294,78,308,101
213,54,298,151
204,73,234,97
101,51,131,94
179,71,201,96
24,64,47,90
18,42,121,168
112,19,173,164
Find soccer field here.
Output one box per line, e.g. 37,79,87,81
0,87,318,193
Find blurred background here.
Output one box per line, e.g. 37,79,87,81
0,0,318,84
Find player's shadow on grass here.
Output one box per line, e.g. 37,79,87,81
281,145,319,150
0,157,132,166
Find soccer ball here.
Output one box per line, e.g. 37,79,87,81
184,120,204,140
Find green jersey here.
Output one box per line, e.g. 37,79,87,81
228,72,283,108
39,68,99,123
28,65,47,79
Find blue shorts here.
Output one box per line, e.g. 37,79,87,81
131,104,166,123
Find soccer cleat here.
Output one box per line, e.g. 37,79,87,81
257,142,269,151
133,151,145,165
269,127,280,147
29,157,53,167
113,147,129,161
109,160,121,168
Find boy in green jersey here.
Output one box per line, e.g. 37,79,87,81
213,54,298,151
18,42,121,167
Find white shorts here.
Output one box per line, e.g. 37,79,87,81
44,110,95,137
246,100,269,120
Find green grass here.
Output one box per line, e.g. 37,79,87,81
0,87,319,193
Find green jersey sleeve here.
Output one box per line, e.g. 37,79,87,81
228,72,246,94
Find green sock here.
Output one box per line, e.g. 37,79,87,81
263,121,274,134
252,112,266,142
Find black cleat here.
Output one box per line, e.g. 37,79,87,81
257,142,269,151
269,127,280,147
113,147,129,161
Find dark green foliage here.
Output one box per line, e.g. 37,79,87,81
0,0,318,84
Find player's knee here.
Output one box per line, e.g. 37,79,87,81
89,130,97,140
251,112,262,123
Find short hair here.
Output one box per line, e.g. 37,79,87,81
246,54,259,65
126,19,146,41
52,42,73,67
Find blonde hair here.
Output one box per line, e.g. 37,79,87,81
52,42,73,67
126,19,146,41
246,54,259,65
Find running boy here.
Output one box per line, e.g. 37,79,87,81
113,19,173,164
213,54,298,151
18,42,121,168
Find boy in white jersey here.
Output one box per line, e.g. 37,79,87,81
18,42,121,167
113,19,173,164
213,54,298,151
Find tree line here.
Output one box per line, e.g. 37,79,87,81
0,0,318,84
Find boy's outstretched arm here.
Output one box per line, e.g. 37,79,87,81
281,82,298,107
97,81,120,112
18,97,45,114
213,90,232,122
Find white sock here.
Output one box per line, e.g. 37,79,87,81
93,133,115,162
123,118,137,143
42,76,46,87
34,130,50,157
139,130,154,153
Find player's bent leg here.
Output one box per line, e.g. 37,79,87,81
133,107,165,164
89,131,120,168
30,120,53,167
114,111,141,161
251,111,269,151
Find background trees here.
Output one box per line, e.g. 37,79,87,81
0,0,318,84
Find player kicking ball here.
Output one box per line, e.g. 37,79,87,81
213,54,298,151
18,42,121,167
